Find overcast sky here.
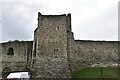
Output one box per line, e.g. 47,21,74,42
0,0,119,42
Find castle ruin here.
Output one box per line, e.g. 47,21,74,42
0,12,119,78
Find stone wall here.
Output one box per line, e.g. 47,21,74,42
1,12,119,78
69,40,119,71
31,12,119,78
0,43,2,78
1,40,33,74
31,12,71,78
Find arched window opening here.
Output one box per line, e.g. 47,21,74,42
2,67,12,78
7,47,14,55
3,67,11,72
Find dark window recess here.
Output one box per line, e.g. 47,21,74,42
34,41,37,57
56,27,59,30
75,50,77,53
57,27,59,30
54,49,58,54
7,47,14,55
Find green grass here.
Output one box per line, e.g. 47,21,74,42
71,67,119,79
102,68,118,78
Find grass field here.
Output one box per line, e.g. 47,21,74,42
71,67,119,80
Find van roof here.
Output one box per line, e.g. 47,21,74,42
7,72,29,78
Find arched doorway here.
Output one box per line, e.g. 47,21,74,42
2,67,12,78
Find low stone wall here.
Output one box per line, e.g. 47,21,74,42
69,40,119,71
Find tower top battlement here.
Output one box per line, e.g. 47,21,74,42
38,12,71,17
37,12,71,31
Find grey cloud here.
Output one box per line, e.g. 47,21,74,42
72,2,118,41
2,2,48,42
1,0,119,42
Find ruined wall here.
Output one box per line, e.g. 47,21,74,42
69,40,119,71
0,43,2,78
31,12,119,78
0,12,119,78
31,13,71,78
1,40,33,73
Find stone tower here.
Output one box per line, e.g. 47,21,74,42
31,12,72,78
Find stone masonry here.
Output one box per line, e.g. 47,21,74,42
0,12,119,78
0,41,33,78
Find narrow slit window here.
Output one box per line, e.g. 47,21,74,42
56,27,59,30
54,49,58,54
57,27,59,30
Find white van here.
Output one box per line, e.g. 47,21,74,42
7,72,30,80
